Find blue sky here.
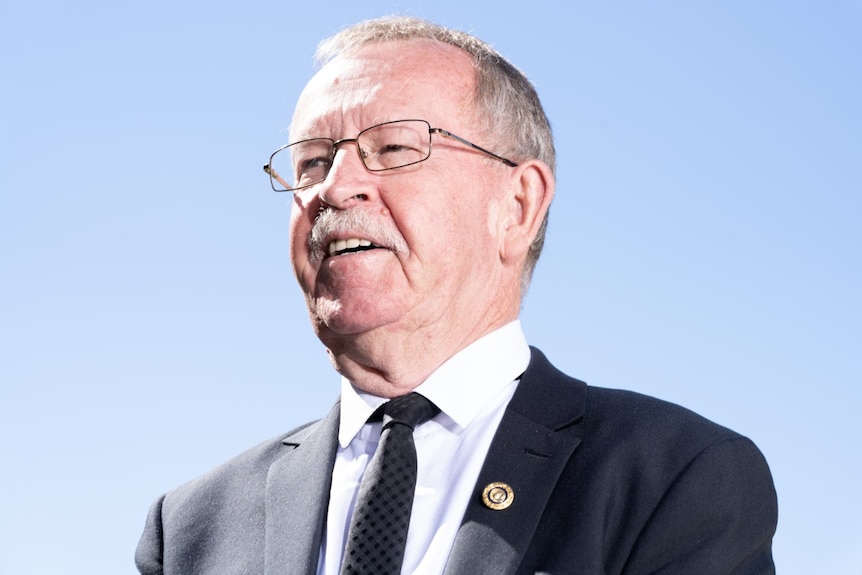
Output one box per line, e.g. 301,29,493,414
1,1,860,573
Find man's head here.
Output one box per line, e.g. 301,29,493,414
314,17,556,288
281,16,555,393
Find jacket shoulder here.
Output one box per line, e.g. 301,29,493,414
524,346,742,449
516,348,777,573
135,415,332,575
164,417,323,514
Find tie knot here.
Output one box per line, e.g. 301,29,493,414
383,393,439,430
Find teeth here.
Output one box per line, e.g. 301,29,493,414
328,238,373,256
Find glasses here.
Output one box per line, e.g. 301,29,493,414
263,119,517,192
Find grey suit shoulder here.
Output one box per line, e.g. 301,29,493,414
135,409,339,575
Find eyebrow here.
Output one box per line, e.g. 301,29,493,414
289,117,401,142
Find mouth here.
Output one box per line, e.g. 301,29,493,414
328,237,382,258
308,208,409,264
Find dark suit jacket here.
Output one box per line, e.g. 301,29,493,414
136,348,777,574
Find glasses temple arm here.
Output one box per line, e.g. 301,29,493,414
431,129,518,167
263,164,293,191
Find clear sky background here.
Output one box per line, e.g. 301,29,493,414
1,1,860,574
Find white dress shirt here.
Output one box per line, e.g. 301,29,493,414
316,321,531,575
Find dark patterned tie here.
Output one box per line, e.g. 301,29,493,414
340,392,440,575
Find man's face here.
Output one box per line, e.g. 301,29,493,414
288,41,514,354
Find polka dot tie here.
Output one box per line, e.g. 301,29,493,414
340,393,440,575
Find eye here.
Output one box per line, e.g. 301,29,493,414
299,155,332,171
295,155,332,185
371,143,424,169
378,143,413,154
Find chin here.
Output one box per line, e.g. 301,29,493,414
309,297,364,336
310,297,405,341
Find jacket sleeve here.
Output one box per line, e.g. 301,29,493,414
135,495,166,575
623,436,778,574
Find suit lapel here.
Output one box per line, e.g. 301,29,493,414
444,349,587,575
264,402,340,575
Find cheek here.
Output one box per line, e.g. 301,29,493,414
402,199,496,281
484,199,506,239
289,208,304,241
289,204,315,277
288,211,303,257
441,191,501,251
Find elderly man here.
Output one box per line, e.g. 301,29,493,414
136,16,777,575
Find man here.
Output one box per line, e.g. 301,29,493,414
136,16,777,575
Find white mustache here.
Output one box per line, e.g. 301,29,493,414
308,209,409,263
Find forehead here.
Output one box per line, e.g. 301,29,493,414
290,40,476,139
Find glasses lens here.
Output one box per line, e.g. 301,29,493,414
269,139,334,191
359,120,431,171
267,121,433,191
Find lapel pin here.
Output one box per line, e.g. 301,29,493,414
482,482,514,510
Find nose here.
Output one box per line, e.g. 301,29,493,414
317,142,379,209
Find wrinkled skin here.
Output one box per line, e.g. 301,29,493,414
288,40,554,396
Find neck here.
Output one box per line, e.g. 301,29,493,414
322,309,518,398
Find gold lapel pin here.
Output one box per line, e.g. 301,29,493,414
482,482,515,510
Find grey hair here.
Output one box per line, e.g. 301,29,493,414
315,16,555,295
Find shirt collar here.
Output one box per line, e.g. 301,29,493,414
337,320,530,447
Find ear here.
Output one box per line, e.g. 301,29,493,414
498,159,555,265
